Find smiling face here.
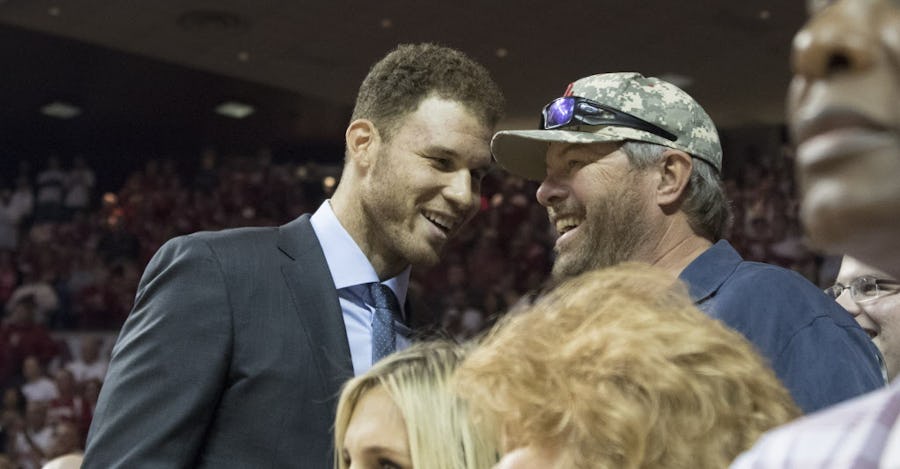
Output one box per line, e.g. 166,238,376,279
535,141,655,280
834,256,900,381
342,386,411,469
359,96,492,275
789,0,900,276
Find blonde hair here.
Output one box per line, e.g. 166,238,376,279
334,341,497,469
455,263,800,469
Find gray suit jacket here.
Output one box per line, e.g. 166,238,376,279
83,215,355,468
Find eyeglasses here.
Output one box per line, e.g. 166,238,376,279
824,276,900,304
540,96,678,142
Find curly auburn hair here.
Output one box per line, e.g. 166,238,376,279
351,43,504,141
455,263,800,469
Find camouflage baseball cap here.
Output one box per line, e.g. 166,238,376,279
492,72,722,180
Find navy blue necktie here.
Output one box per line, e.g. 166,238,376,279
369,283,403,364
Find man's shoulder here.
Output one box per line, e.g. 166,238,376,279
180,224,277,246
684,241,818,303
167,214,312,252
711,258,823,309
729,258,815,288
720,258,845,313
733,384,900,467
145,215,323,283
705,255,864,340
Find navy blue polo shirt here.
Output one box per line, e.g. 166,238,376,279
680,240,885,413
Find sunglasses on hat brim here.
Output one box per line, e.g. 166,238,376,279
540,96,678,142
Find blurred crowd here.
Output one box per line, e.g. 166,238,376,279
723,143,825,283
0,138,819,466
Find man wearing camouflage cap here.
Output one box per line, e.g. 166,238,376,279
494,72,883,413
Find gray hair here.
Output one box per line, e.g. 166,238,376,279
621,141,732,240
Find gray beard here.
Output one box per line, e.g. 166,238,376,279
550,184,650,281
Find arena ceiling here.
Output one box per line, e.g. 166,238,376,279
0,0,807,168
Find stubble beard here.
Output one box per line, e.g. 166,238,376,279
550,183,651,281
360,150,441,271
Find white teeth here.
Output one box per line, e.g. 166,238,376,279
424,212,454,232
555,217,581,235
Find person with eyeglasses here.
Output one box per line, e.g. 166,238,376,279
734,255,900,467
827,256,899,382
730,0,900,466
491,72,883,414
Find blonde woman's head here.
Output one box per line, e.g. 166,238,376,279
335,340,496,469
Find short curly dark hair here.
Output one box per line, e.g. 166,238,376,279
351,43,505,141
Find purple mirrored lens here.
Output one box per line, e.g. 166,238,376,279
544,97,574,129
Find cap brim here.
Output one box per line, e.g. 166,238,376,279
492,128,657,180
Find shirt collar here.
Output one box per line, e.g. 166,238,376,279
309,200,410,302
678,239,743,303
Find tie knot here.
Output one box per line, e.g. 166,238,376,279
369,283,402,319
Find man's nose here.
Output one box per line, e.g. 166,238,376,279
444,170,475,211
536,176,569,207
791,0,876,79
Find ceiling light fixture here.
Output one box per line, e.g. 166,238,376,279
41,101,81,119
215,101,255,119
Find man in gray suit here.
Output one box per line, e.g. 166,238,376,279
82,43,504,468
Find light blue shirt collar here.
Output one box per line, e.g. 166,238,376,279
309,201,410,308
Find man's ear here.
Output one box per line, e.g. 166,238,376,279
345,119,380,169
657,149,693,207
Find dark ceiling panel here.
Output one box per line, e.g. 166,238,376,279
0,24,348,179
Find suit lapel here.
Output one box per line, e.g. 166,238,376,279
277,215,354,394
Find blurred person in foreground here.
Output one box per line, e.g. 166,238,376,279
334,341,496,469
490,71,883,413
733,1,900,463
455,263,800,469
826,256,900,382
82,43,503,468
